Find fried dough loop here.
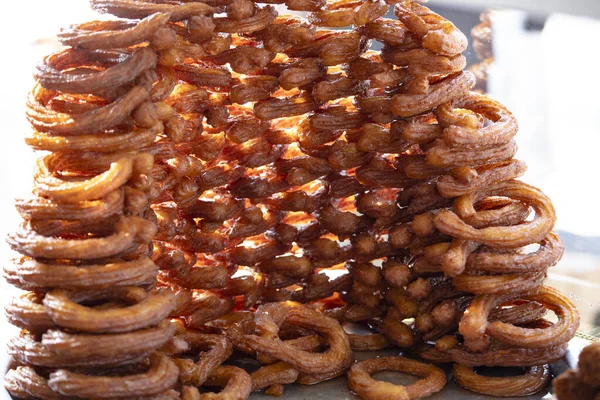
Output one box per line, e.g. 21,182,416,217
228,302,352,375
347,356,446,400
453,363,551,397
5,0,574,398
58,12,172,49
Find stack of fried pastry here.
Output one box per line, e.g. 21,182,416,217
3,10,183,399
554,342,600,400
3,0,579,399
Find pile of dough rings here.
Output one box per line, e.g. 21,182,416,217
3,0,579,399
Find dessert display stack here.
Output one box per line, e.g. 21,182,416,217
2,0,580,398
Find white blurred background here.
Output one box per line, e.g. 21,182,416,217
0,0,599,376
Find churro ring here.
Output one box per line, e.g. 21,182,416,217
452,271,545,294
15,189,124,221
27,84,150,135
58,13,171,49
8,215,156,260
426,138,518,168
214,5,278,34
228,301,352,375
8,330,148,368
4,256,158,291
26,121,161,153
394,0,468,56
90,0,214,21
450,343,568,367
438,92,518,148
308,0,388,28
485,286,579,349
36,47,157,95
436,159,527,198
465,232,563,273
41,320,174,362
434,180,556,248
48,353,179,398
391,72,475,118
42,286,176,333
33,156,134,203
347,356,446,399
452,363,551,397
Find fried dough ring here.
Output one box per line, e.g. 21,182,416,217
228,301,352,375
452,271,545,295
214,6,277,34
15,189,124,221
48,353,179,398
33,156,133,203
42,286,176,333
463,199,531,229
36,48,157,95
449,343,568,367
4,256,158,290
347,356,446,400
486,286,579,349
8,215,156,260
452,363,550,397
382,47,466,76
440,92,518,148
394,0,468,56
8,330,147,368
437,160,527,198
453,299,545,351
427,138,518,168
90,0,214,21
42,320,174,360
434,180,556,248
465,232,563,273
27,84,149,135
26,121,161,153
490,300,547,326
391,72,475,118
58,13,170,49
309,0,388,28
